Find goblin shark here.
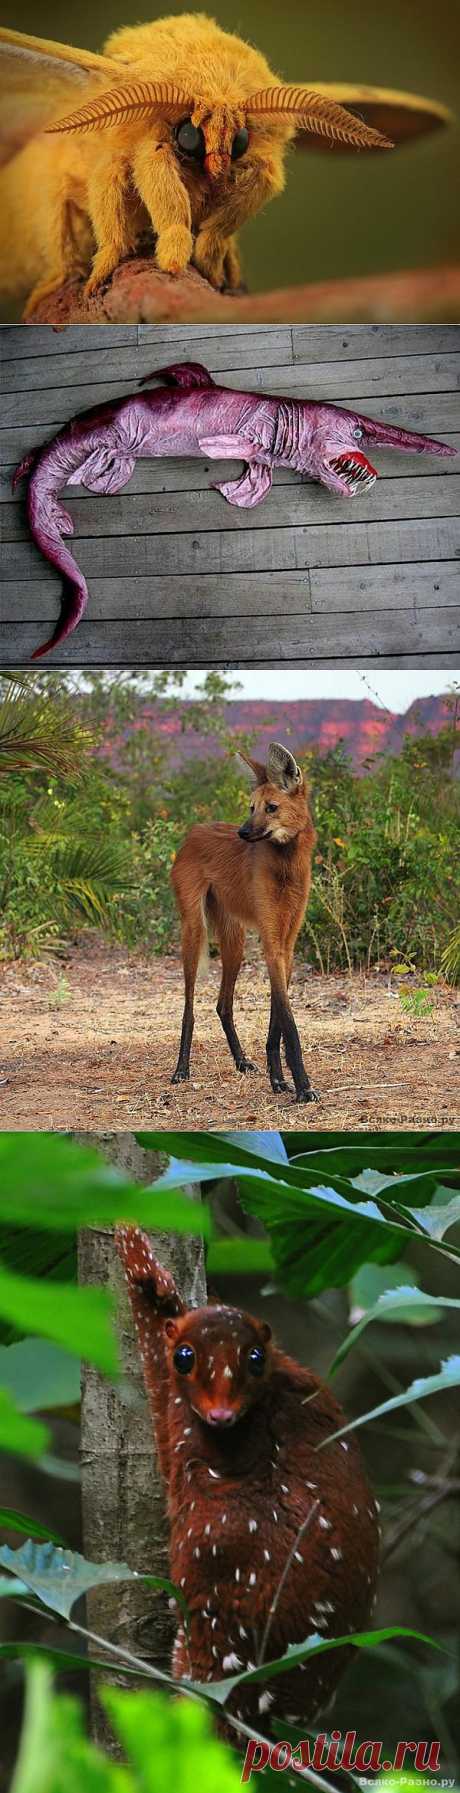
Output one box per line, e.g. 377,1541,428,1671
12,360,454,658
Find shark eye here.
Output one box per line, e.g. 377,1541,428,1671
175,119,206,160
232,125,249,160
354,426,364,441
248,1345,266,1377
173,1343,195,1375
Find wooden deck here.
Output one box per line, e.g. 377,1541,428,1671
1,323,459,667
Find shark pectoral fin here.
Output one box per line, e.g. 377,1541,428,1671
214,461,273,508
66,449,136,494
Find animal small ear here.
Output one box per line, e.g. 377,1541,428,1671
267,742,302,791
260,1321,272,1343
165,1319,179,1340
236,750,267,787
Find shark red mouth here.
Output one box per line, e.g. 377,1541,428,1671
328,449,377,492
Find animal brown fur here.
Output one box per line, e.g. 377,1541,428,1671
171,740,318,1101
115,1224,380,1737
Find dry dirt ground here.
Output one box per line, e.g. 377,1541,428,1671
1,937,459,1133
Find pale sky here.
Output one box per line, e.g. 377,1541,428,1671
179,671,459,712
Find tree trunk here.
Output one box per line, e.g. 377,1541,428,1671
75,1130,206,1753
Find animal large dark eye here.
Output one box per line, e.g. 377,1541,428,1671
173,1343,195,1375
175,119,206,160
354,425,364,441
231,126,249,161
266,803,278,814
248,1345,266,1377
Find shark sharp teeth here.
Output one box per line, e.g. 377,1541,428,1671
329,453,376,490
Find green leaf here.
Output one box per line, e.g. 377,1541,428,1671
10,1661,132,1793
0,1576,28,1596
103,1686,242,1792
0,1339,80,1412
145,1132,460,1294
0,1134,210,1237
196,1625,447,1706
318,1355,460,1445
0,1267,118,1378
331,1290,460,1372
398,1191,460,1240
0,1506,65,1544
0,1540,187,1625
0,1390,49,1460
206,1238,274,1276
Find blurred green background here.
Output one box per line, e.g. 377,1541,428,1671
5,0,460,291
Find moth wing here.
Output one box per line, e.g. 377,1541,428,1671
0,27,121,164
293,83,452,152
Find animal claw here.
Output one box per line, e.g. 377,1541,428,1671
296,1087,320,1103
171,1067,190,1084
237,1058,259,1074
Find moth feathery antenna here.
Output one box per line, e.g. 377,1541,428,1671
46,80,194,136
244,85,393,149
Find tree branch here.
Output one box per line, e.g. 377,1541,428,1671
23,258,460,325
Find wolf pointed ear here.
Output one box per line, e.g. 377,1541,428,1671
267,742,302,791
236,750,268,787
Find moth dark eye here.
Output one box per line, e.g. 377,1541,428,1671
175,118,206,159
248,1345,266,1377
231,126,249,161
266,803,278,814
173,1343,195,1375
354,425,364,441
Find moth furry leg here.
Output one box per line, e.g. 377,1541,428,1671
22,190,92,319
222,237,242,292
132,135,193,276
193,152,283,289
85,152,142,295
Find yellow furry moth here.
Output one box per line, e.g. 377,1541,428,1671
0,14,452,314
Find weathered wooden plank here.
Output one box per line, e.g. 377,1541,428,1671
0,604,457,667
309,562,460,613
2,377,458,431
5,477,459,544
292,326,460,363
3,521,458,588
5,345,458,401
2,437,459,492
4,562,458,624
0,325,138,358
1,330,295,394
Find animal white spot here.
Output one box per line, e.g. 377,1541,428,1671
340,1442,349,1451
208,1468,220,1479
263,1549,271,1562
319,1516,331,1531
294,1552,303,1563
258,1691,274,1713
239,1625,248,1639
235,1568,240,1582
212,1545,217,1557
223,1652,242,1671
281,1484,289,1494
204,1524,211,1536
273,1509,278,1522
194,1547,200,1559
330,1547,343,1561
223,1366,232,1380
248,1520,258,1533
249,1572,257,1586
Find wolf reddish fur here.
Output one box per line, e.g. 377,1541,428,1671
171,741,318,1100
115,1223,380,1732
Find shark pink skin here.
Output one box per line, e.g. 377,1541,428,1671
12,360,454,659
